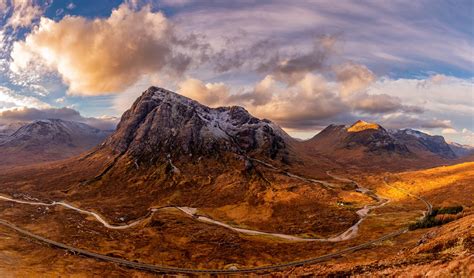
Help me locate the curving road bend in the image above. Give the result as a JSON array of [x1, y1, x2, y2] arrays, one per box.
[[0, 195, 144, 229], [0, 163, 389, 242]]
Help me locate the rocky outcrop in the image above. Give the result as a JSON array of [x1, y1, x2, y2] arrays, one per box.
[[390, 129, 456, 159], [310, 121, 410, 155], [448, 142, 474, 157], [103, 86, 288, 163], [344, 121, 410, 154]]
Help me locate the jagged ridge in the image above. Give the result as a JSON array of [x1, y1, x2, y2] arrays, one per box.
[[103, 86, 288, 163]]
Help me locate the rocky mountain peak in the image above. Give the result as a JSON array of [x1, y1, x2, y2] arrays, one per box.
[[391, 128, 456, 159], [5, 119, 106, 144], [103, 86, 288, 163], [347, 120, 382, 133], [0, 119, 110, 166]]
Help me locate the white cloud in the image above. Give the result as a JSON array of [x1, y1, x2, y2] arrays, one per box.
[[178, 78, 230, 107], [10, 3, 195, 95], [66, 2, 75, 10], [335, 62, 375, 97], [6, 0, 43, 29], [367, 76, 473, 131], [0, 85, 50, 111], [442, 128, 458, 135]]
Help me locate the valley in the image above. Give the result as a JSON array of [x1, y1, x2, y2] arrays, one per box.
[[0, 1, 472, 276], [0, 87, 471, 276]]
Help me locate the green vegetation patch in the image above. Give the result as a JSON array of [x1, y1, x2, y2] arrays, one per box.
[[431, 206, 463, 215], [409, 206, 464, 230]]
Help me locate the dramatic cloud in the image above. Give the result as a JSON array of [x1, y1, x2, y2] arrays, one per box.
[[1, 1, 472, 144], [249, 74, 349, 129], [257, 37, 336, 84], [351, 93, 424, 114], [228, 75, 274, 106], [460, 129, 474, 145], [10, 4, 194, 95], [178, 78, 230, 107], [226, 73, 349, 130], [175, 70, 430, 131], [366, 76, 473, 131], [0, 107, 118, 130], [442, 128, 458, 135], [335, 62, 375, 97]]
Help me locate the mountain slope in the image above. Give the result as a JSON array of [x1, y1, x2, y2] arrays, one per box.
[[21, 86, 358, 237], [302, 120, 460, 170], [0, 122, 27, 143], [448, 142, 474, 158], [311, 120, 410, 155], [102, 86, 289, 164], [302, 120, 411, 169], [0, 119, 110, 166], [390, 129, 456, 159]]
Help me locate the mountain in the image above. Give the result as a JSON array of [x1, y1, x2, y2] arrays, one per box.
[[0, 119, 110, 166], [27, 87, 355, 238], [101, 86, 290, 165], [303, 120, 411, 168], [302, 120, 462, 170], [390, 129, 456, 159], [448, 142, 474, 158], [0, 122, 27, 143], [311, 120, 410, 155], [0, 86, 471, 275]]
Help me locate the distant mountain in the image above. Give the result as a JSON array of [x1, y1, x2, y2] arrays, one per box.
[[0, 119, 110, 166], [302, 120, 462, 170], [306, 120, 410, 155], [390, 129, 456, 159], [0, 122, 27, 143], [448, 142, 474, 158]]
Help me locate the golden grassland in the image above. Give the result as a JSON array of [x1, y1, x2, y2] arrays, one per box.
[[376, 162, 474, 209], [0, 160, 472, 276]]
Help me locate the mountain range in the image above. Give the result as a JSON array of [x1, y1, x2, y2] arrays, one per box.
[[0, 119, 110, 167], [2, 86, 470, 229], [1, 87, 471, 170], [0, 86, 472, 275]]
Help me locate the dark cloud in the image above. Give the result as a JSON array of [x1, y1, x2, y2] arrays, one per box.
[[352, 93, 424, 115], [257, 36, 336, 84], [212, 37, 276, 73], [207, 34, 336, 86], [0, 107, 118, 130]]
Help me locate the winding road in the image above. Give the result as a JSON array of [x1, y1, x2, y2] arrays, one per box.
[[0, 160, 432, 274], [0, 162, 388, 242]]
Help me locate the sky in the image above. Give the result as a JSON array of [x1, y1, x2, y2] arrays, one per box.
[[0, 0, 473, 144]]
